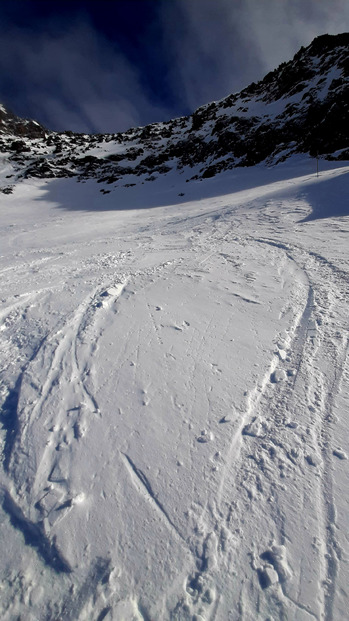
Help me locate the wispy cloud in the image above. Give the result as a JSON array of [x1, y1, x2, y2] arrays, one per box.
[[160, 0, 349, 110], [0, 17, 174, 133], [0, 1, 348, 133], [237, 0, 349, 72]]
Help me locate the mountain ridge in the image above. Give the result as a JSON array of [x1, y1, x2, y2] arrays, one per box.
[[0, 32, 348, 193]]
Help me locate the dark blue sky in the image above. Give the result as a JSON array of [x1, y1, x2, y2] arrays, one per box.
[[0, 0, 348, 133]]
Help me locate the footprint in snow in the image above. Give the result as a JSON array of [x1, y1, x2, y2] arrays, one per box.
[[258, 565, 279, 589], [270, 369, 287, 383], [305, 452, 321, 467], [172, 321, 190, 330], [184, 571, 217, 616], [242, 416, 266, 438], [333, 448, 347, 460], [219, 414, 232, 423], [197, 429, 214, 443], [258, 544, 292, 589]]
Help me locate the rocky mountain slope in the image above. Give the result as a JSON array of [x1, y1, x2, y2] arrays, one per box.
[[0, 33, 348, 193]]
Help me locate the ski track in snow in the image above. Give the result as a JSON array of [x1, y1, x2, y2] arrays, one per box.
[[0, 161, 348, 619]]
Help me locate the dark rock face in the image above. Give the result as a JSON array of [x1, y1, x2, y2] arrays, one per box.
[[0, 105, 47, 139], [0, 33, 348, 189]]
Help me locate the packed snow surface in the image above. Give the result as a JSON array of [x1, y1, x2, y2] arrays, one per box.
[[0, 157, 348, 620]]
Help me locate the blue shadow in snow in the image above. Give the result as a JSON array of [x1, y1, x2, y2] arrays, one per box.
[[299, 171, 349, 222]]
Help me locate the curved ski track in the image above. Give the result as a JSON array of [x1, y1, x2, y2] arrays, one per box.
[[0, 175, 348, 620]]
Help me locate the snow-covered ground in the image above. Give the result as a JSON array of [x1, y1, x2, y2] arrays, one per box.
[[0, 157, 348, 620]]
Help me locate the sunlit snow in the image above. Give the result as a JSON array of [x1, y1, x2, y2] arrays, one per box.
[[0, 156, 348, 619]]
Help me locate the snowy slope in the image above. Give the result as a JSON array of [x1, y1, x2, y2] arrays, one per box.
[[0, 154, 348, 620]]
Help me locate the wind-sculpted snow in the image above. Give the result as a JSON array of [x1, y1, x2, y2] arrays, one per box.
[[0, 157, 348, 619]]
